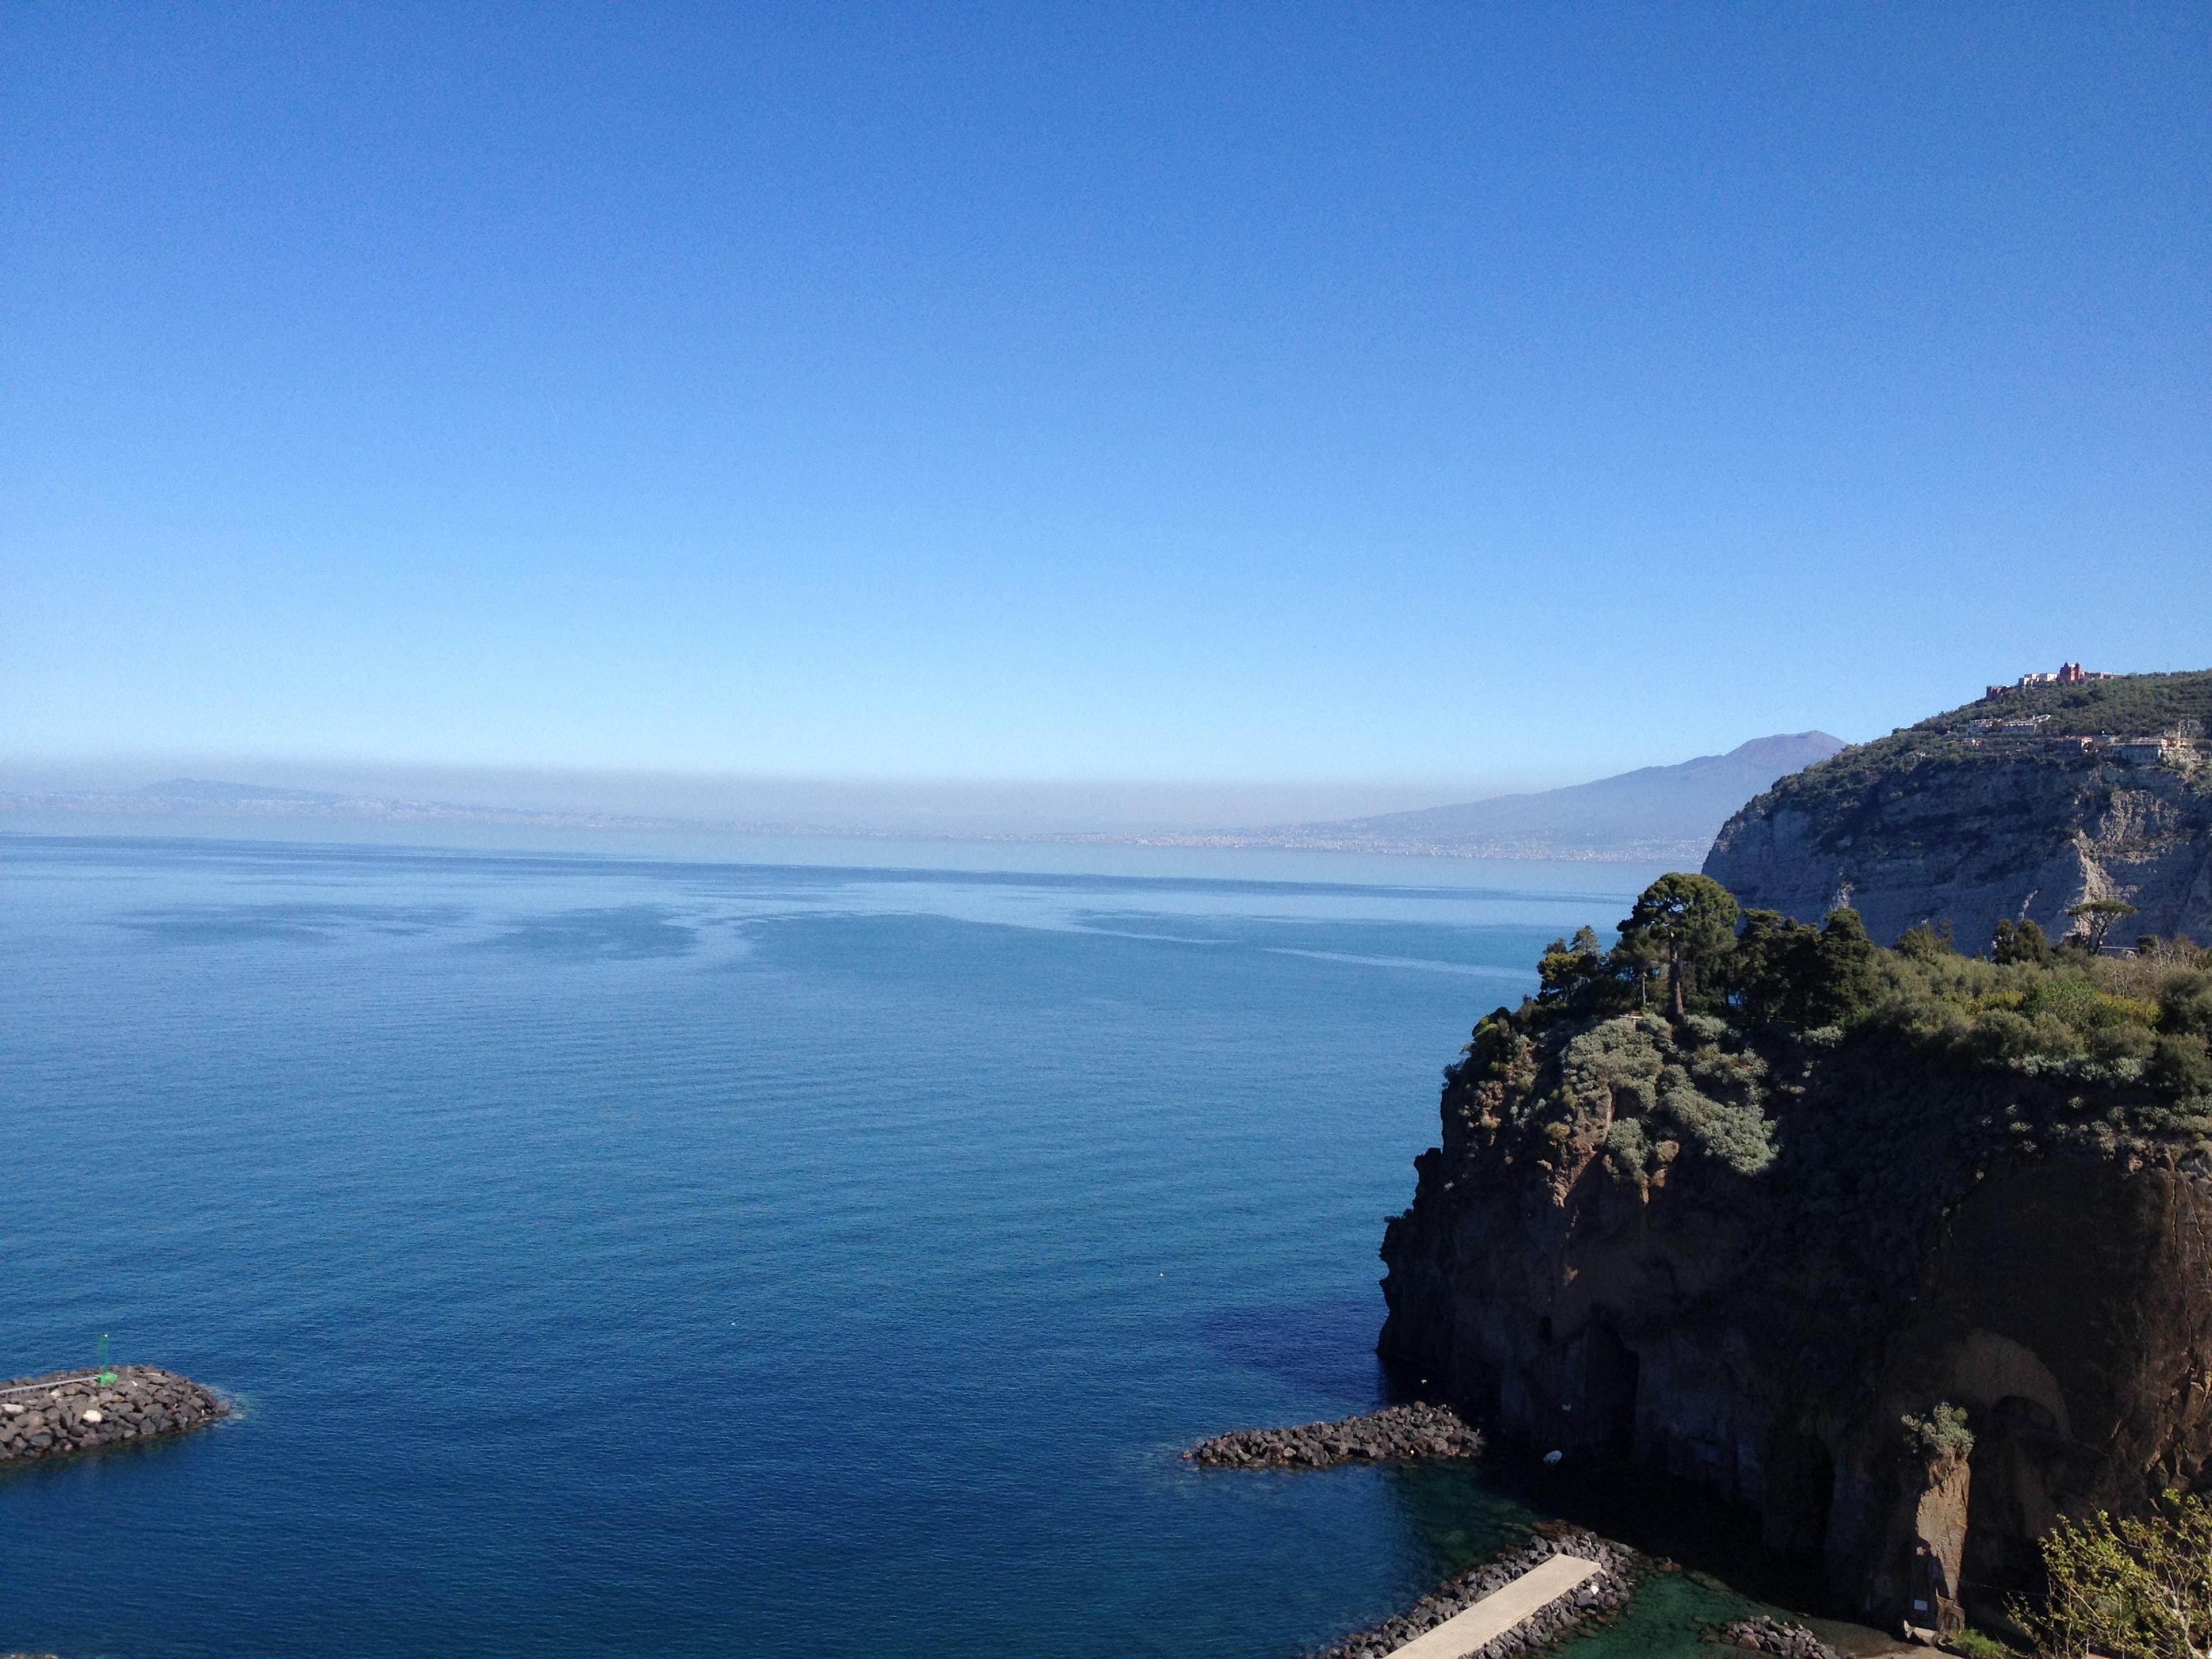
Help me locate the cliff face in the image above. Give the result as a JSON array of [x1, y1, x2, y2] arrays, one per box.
[[1378, 1019, 2212, 1631], [1706, 754, 2212, 954], [1703, 672, 2212, 954]]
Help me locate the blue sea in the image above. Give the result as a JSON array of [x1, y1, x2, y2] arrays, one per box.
[[2, 833, 1811, 1658]]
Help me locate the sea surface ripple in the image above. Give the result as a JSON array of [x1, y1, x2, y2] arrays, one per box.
[[3, 834, 1781, 1658]]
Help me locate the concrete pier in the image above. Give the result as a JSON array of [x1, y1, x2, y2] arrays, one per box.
[[1382, 1553, 1603, 1659]]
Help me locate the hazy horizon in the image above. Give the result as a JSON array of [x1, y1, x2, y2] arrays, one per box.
[[0, 754, 1620, 839], [0, 713, 1873, 844]]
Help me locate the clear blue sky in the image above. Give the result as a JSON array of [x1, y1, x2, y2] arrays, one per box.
[[5, 3, 2207, 792]]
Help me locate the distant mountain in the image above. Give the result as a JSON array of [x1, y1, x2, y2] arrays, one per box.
[[1267, 733, 1849, 860]]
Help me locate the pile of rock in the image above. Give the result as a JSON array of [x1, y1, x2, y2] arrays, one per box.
[[1715, 1616, 1844, 1659], [0, 1366, 226, 1465], [1312, 1529, 1639, 1659], [1187, 1401, 1483, 1469]]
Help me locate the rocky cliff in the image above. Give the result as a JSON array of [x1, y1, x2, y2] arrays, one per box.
[[1705, 672, 2212, 954], [1377, 1010, 2212, 1633]]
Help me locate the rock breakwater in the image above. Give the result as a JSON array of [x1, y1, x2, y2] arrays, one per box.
[[1312, 1530, 1637, 1659], [0, 1366, 226, 1465], [1715, 1616, 1843, 1659], [1187, 1401, 1482, 1469]]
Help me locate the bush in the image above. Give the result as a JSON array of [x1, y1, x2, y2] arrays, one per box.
[[1967, 1010, 2045, 1065], [1898, 920, 1959, 961], [1902, 1401, 1975, 1462], [1943, 1629, 2015, 1659], [1992, 918, 2055, 967], [2022, 974, 2154, 1036], [1561, 1017, 1663, 1115], [2160, 974, 2212, 1039], [1654, 1070, 1775, 1176], [1602, 1118, 1650, 1189], [2147, 1033, 2212, 1099], [2010, 1490, 2212, 1659], [2091, 1023, 2158, 1065]]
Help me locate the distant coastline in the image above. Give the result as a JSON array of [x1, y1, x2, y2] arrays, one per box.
[[1042, 830, 1714, 861], [0, 732, 1843, 863], [0, 790, 1698, 861]]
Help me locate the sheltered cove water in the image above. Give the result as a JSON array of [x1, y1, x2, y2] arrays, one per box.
[[3, 834, 1885, 1658]]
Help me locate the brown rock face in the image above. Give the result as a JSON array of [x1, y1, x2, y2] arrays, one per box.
[[1378, 1025, 2212, 1630]]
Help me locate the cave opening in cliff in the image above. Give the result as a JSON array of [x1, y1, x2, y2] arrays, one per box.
[[1959, 1396, 2062, 1628], [1582, 1322, 1639, 1458], [1758, 1430, 1835, 1565]]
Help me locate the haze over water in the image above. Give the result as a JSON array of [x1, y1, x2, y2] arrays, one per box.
[[1, 833, 1806, 1657]]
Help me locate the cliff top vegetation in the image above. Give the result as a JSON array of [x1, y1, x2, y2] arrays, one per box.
[[1449, 874, 2212, 1202]]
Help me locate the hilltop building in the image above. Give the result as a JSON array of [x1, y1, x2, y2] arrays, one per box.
[[1982, 663, 2117, 701]]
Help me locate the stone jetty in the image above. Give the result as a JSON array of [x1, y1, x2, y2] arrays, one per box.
[[1312, 1529, 1637, 1659], [1187, 1401, 1482, 1469], [1715, 1616, 1845, 1659], [0, 1366, 226, 1465]]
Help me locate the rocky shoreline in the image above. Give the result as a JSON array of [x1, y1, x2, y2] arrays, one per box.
[[1714, 1616, 1845, 1659], [0, 1366, 226, 1465], [1312, 1528, 1638, 1659], [1187, 1401, 1483, 1469]]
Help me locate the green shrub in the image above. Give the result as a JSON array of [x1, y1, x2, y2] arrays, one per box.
[[1602, 1118, 1651, 1189], [1902, 1401, 1975, 1462], [2010, 1490, 2212, 1659], [1992, 918, 2055, 966], [2022, 973, 2154, 1036], [2147, 1033, 2212, 1099], [1561, 1017, 1664, 1113], [2159, 974, 2212, 1039], [1654, 1073, 1775, 1175], [1898, 920, 1959, 961], [1967, 1010, 2045, 1065], [1944, 1629, 2015, 1658], [2091, 1023, 2158, 1065]]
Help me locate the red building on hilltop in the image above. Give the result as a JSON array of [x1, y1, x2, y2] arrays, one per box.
[[1983, 663, 2115, 701]]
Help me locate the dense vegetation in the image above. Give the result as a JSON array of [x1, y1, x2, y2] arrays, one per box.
[[2013, 1490, 2212, 1659], [1525, 874, 2212, 1088], [1450, 874, 2212, 1195]]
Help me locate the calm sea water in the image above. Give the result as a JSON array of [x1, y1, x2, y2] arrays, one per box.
[[3, 833, 1801, 1658]]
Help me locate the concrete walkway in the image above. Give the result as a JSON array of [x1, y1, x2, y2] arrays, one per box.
[[1383, 1553, 1605, 1659]]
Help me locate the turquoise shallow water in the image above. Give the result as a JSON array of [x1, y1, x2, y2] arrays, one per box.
[[3, 834, 1804, 1657]]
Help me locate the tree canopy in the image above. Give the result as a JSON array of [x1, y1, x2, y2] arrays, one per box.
[[1618, 873, 1739, 1020], [1508, 875, 2212, 1099]]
